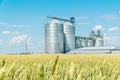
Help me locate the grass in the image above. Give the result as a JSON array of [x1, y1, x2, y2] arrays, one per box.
[[0, 54, 120, 80]]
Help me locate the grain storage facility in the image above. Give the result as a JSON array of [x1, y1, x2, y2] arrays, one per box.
[[45, 16, 120, 54], [64, 22, 75, 52], [45, 19, 64, 53]]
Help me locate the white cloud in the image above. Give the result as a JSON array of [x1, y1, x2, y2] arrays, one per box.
[[2, 30, 20, 35], [2, 31, 11, 34], [109, 27, 119, 31], [93, 25, 104, 31], [9, 34, 29, 44], [100, 14, 118, 20]]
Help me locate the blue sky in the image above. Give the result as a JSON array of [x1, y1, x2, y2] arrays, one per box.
[[0, 0, 120, 53]]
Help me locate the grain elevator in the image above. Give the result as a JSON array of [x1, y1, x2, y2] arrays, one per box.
[[45, 16, 104, 53]]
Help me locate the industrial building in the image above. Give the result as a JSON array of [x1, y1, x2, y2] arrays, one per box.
[[45, 17, 120, 54]]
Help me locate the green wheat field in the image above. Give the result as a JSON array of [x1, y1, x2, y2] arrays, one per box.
[[0, 54, 120, 80]]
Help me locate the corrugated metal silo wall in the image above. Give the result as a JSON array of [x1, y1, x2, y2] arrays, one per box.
[[88, 40, 94, 47], [64, 22, 75, 52], [75, 37, 81, 48], [81, 39, 88, 47], [45, 23, 64, 53], [95, 38, 104, 47]]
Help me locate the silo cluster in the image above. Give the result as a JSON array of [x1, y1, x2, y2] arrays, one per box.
[[75, 30, 104, 49], [45, 17, 104, 53], [45, 17, 75, 53], [75, 37, 95, 48]]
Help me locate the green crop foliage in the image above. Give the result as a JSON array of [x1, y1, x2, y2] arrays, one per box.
[[0, 54, 120, 80]]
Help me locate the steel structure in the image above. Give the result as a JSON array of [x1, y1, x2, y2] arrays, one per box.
[[75, 37, 82, 48], [45, 16, 104, 53], [95, 37, 104, 47], [45, 19, 64, 53], [47, 16, 75, 23], [45, 16, 75, 53], [64, 22, 75, 52], [81, 39, 88, 47], [88, 39, 94, 47]]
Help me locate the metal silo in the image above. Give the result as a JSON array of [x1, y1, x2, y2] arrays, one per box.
[[95, 37, 103, 47], [45, 19, 64, 53], [81, 39, 88, 47], [88, 39, 94, 47], [64, 22, 75, 52], [79, 39, 82, 47], [75, 37, 82, 48]]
